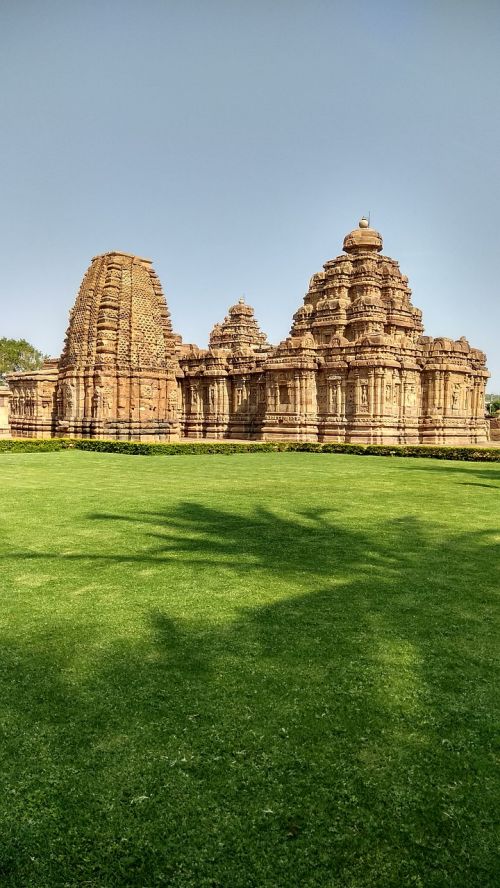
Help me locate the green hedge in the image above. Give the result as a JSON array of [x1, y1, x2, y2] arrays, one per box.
[[73, 439, 283, 455], [1, 437, 499, 461], [0, 438, 71, 452]]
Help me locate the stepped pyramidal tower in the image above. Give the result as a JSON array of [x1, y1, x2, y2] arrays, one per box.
[[9, 252, 181, 441], [56, 251, 180, 440], [6, 219, 490, 444]]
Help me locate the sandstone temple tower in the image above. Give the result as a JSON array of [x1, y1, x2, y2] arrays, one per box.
[[9, 252, 180, 441], [6, 219, 490, 444]]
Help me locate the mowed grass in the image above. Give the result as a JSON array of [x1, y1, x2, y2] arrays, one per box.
[[0, 452, 499, 888]]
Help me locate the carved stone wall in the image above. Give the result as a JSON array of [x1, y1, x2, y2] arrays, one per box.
[[178, 300, 270, 439], [0, 383, 11, 438], [7, 359, 59, 438], [4, 221, 490, 445], [489, 417, 500, 442]]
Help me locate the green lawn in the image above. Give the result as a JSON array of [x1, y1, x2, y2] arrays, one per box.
[[0, 452, 498, 888]]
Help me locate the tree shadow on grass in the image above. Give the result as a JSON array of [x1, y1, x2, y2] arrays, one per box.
[[0, 502, 499, 887], [459, 482, 500, 489], [392, 461, 500, 486]]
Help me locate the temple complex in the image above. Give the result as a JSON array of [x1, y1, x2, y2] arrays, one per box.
[[6, 219, 490, 444]]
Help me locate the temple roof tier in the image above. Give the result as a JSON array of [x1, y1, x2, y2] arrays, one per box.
[[209, 297, 269, 353], [343, 218, 383, 253]]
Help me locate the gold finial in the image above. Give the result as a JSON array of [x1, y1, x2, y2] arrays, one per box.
[[359, 217, 369, 229]]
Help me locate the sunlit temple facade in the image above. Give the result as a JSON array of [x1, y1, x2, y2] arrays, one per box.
[[6, 219, 489, 444]]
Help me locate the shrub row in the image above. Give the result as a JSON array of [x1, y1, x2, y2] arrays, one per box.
[[1, 436, 499, 461], [0, 438, 70, 452]]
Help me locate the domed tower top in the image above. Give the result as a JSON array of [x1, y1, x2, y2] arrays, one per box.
[[343, 217, 383, 253], [209, 297, 269, 352], [60, 251, 177, 370]]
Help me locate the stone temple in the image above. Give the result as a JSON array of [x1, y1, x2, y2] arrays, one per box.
[[6, 219, 489, 444]]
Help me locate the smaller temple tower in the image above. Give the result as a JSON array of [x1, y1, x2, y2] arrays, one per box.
[[179, 297, 270, 439]]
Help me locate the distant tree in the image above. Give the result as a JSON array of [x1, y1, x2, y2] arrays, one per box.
[[0, 338, 47, 378], [488, 399, 500, 415]]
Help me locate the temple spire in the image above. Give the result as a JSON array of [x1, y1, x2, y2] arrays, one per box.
[[343, 217, 383, 253]]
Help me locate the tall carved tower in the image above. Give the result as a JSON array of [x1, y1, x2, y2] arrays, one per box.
[[272, 218, 488, 444], [56, 251, 180, 440]]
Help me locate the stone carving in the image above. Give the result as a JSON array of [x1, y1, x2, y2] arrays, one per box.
[[406, 385, 416, 407], [62, 381, 75, 417], [91, 386, 102, 419], [5, 221, 490, 444], [209, 298, 268, 353], [0, 384, 10, 438]]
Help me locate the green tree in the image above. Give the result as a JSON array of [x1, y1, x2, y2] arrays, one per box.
[[0, 338, 47, 378]]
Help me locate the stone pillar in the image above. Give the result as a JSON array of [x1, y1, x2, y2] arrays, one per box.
[[299, 375, 306, 414], [400, 374, 407, 420], [473, 379, 484, 419], [369, 370, 376, 417], [0, 385, 10, 438], [294, 374, 301, 414], [439, 372, 446, 412], [340, 376, 347, 418], [217, 378, 226, 416], [443, 371, 451, 416], [273, 381, 279, 413], [377, 370, 385, 417], [430, 372, 437, 416]]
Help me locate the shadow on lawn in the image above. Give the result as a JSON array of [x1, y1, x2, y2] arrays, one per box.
[[393, 462, 500, 486], [1, 502, 499, 887]]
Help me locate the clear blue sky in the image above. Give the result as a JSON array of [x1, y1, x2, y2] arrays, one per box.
[[1, 0, 499, 389]]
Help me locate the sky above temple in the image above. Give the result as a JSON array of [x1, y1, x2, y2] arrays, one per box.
[[1, 0, 499, 389]]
